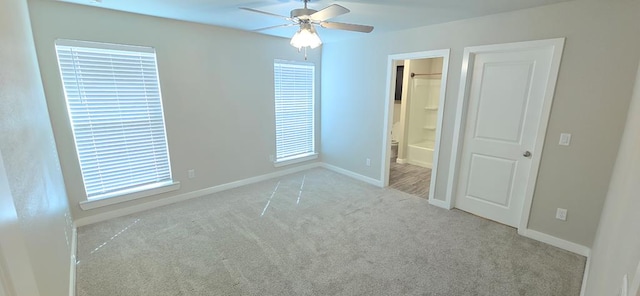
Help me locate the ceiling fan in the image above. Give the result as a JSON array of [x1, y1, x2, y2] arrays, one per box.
[[241, 0, 374, 50]]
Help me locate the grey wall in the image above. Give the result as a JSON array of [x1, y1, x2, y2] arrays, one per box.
[[0, 0, 73, 295], [27, 0, 322, 220], [320, 0, 640, 247], [585, 60, 640, 296]]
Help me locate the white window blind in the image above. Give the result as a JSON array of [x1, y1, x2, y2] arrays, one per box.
[[55, 40, 173, 200], [274, 60, 315, 162]]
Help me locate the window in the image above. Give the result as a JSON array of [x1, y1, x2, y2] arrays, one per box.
[[274, 60, 316, 165], [55, 40, 175, 203]]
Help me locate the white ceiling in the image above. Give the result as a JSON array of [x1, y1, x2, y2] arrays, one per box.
[[57, 0, 573, 42]]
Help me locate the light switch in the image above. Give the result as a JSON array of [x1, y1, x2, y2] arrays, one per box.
[[559, 133, 572, 146]]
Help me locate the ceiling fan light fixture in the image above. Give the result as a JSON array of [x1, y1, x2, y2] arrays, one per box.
[[242, 0, 372, 56], [290, 24, 322, 50]]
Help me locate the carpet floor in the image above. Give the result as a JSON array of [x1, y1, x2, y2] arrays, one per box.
[[76, 168, 585, 296]]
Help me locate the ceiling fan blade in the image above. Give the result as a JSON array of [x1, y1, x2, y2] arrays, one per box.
[[252, 23, 297, 32], [310, 4, 350, 21], [321, 21, 374, 33], [240, 7, 291, 21]]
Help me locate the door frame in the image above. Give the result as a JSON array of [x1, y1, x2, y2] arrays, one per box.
[[445, 38, 565, 232], [381, 49, 450, 207]]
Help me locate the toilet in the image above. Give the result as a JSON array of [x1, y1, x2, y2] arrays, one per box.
[[391, 140, 399, 160], [391, 122, 400, 160]]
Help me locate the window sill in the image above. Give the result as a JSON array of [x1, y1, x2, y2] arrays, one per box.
[[274, 153, 318, 167], [79, 181, 181, 210]]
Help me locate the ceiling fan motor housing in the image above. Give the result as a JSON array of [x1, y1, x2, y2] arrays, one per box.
[[291, 8, 317, 19]]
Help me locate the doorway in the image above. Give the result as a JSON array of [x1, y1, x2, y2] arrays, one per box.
[[382, 50, 450, 204]]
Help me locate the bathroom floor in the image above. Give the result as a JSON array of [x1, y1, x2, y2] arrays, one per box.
[[389, 160, 431, 199]]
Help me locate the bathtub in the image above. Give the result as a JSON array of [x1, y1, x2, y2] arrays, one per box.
[[406, 141, 434, 168]]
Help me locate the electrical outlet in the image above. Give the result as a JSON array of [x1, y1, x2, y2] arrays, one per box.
[[366, 158, 371, 166], [187, 169, 196, 179], [556, 208, 567, 221]]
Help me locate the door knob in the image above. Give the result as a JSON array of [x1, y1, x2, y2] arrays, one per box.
[[523, 151, 532, 158]]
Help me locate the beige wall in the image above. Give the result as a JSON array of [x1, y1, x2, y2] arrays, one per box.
[[585, 60, 640, 296], [320, 0, 640, 247], [27, 0, 322, 220], [0, 0, 73, 294]]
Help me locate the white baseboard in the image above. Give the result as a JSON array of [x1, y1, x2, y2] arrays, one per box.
[[580, 255, 591, 296], [321, 163, 384, 187], [406, 160, 432, 169], [520, 228, 591, 257], [521, 228, 591, 295], [74, 162, 322, 226], [396, 158, 407, 164], [69, 227, 77, 296]]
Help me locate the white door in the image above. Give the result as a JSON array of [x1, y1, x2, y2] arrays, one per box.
[[454, 41, 563, 227]]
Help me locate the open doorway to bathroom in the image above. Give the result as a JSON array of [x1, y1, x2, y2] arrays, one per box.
[[382, 50, 449, 203]]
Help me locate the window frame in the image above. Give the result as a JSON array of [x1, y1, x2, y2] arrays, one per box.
[[54, 39, 179, 210], [273, 60, 318, 167]]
